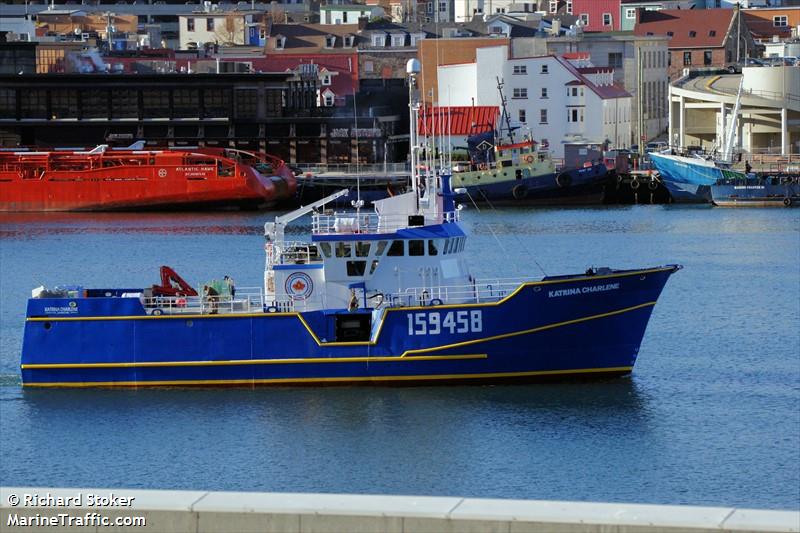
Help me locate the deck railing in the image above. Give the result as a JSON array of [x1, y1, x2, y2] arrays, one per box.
[[142, 287, 265, 315], [385, 278, 529, 308], [312, 211, 459, 235]]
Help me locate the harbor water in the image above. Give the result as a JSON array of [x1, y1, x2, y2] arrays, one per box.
[[0, 206, 798, 510]]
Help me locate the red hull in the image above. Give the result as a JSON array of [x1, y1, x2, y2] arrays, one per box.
[[0, 146, 296, 212]]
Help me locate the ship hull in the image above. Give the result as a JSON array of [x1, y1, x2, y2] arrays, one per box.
[[648, 153, 719, 203], [21, 266, 679, 387], [710, 177, 800, 207], [456, 164, 609, 206]]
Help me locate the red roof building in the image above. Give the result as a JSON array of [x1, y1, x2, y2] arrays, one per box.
[[417, 106, 499, 137], [571, 0, 623, 32], [634, 8, 754, 80]]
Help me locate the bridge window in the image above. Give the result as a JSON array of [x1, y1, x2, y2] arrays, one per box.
[[375, 241, 388, 256], [428, 240, 439, 256], [355, 242, 371, 257], [335, 242, 352, 257], [408, 240, 424, 256], [387, 240, 404, 256], [370, 260, 379, 274], [319, 242, 332, 258], [346, 261, 367, 276]]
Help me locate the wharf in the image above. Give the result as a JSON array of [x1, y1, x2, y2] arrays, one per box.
[[2, 487, 798, 532]]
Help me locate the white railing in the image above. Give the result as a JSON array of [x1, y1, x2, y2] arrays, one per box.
[[385, 278, 529, 308], [142, 287, 265, 315], [266, 241, 320, 269], [312, 211, 459, 235]]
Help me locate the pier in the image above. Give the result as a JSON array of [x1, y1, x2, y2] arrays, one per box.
[[2, 487, 798, 532]]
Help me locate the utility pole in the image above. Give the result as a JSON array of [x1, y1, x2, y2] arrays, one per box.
[[637, 44, 643, 153]]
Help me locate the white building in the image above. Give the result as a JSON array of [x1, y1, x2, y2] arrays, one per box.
[[179, 10, 260, 49], [319, 4, 384, 24], [438, 45, 632, 158]]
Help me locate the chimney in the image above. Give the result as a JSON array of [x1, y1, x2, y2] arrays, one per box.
[[358, 16, 368, 30]]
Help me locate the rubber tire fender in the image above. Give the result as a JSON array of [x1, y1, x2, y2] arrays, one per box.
[[630, 178, 641, 190], [648, 179, 658, 191], [556, 173, 572, 188], [784, 197, 793, 207], [512, 184, 528, 200]]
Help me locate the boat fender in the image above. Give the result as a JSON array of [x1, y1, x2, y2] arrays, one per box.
[[512, 184, 528, 200], [784, 197, 793, 207], [429, 298, 443, 306], [151, 309, 163, 316], [524, 155, 534, 164], [630, 178, 641, 190], [556, 173, 572, 188], [648, 179, 658, 191], [266, 306, 279, 313]]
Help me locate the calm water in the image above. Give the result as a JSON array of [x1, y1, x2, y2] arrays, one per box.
[[1, 206, 798, 510]]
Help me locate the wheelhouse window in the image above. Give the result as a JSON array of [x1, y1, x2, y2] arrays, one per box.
[[428, 240, 439, 256], [375, 241, 388, 256], [387, 240, 404, 256], [408, 240, 424, 256], [335, 242, 352, 257], [355, 242, 371, 257], [346, 261, 367, 276], [319, 242, 332, 258]]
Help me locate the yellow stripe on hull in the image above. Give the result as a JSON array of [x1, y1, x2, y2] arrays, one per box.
[[22, 366, 635, 388]]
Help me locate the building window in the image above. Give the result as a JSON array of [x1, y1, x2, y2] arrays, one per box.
[[512, 65, 527, 74], [683, 51, 692, 66], [549, 0, 557, 13], [365, 61, 374, 72], [540, 109, 548, 124], [688, 30, 696, 37], [518, 109, 526, 123], [569, 108, 578, 122], [439, 1, 447, 11], [566, 0, 572, 14], [427, 2, 433, 12], [608, 52, 622, 68], [325, 35, 335, 48], [580, 13, 588, 25], [275, 36, 285, 49], [491, 25, 504, 33], [206, 17, 214, 31], [774, 16, 787, 27], [392, 34, 405, 46], [324, 93, 334, 106], [541, 87, 548, 98], [667, 31, 674, 37], [626, 8, 636, 19], [187, 18, 195, 31], [541, 64, 548, 74], [703, 50, 712, 66], [709, 30, 716, 37], [602, 13, 611, 26], [512, 88, 528, 98], [321, 74, 332, 85], [344, 35, 354, 48]]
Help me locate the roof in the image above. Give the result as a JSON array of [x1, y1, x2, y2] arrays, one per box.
[[267, 23, 362, 52], [257, 54, 358, 95], [418, 106, 499, 136], [634, 8, 735, 49], [555, 56, 631, 100]]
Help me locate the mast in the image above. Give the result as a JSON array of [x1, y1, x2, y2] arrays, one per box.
[[722, 77, 744, 164], [496, 77, 514, 144]]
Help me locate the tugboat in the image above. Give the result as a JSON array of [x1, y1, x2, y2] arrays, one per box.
[[443, 81, 609, 206], [19, 60, 681, 388]]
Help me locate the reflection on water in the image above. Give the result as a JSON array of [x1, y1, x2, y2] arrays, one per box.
[[0, 206, 798, 509]]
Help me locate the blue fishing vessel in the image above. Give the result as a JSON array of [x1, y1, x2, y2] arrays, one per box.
[[19, 61, 681, 388], [647, 152, 715, 203], [710, 172, 799, 207]]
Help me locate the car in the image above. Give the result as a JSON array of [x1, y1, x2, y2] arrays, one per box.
[[645, 141, 668, 153]]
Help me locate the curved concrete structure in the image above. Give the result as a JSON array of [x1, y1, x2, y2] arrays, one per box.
[[668, 67, 800, 155], [2, 487, 799, 532]]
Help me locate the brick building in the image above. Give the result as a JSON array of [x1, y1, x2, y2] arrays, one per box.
[[635, 7, 755, 80]]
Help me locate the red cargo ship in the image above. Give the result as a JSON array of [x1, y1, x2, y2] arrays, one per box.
[[0, 144, 296, 211]]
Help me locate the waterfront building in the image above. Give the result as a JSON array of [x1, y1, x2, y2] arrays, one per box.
[[618, 1, 697, 32], [437, 45, 632, 157], [515, 31, 669, 145], [319, 4, 385, 24], [178, 10, 267, 49], [634, 8, 756, 81], [743, 6, 800, 43], [668, 66, 799, 154]]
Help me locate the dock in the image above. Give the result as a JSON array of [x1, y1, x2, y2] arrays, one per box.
[[2, 487, 798, 532]]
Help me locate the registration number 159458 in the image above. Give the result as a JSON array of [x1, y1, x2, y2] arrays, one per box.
[[407, 310, 483, 336]]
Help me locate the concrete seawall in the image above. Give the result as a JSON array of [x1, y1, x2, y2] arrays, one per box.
[[2, 487, 798, 533]]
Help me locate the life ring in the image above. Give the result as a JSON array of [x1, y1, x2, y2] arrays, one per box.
[[783, 197, 793, 207], [556, 173, 572, 188], [151, 308, 163, 316], [429, 298, 443, 306], [176, 298, 187, 307], [630, 178, 641, 190], [512, 184, 528, 200], [648, 179, 658, 191], [524, 155, 534, 164]]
